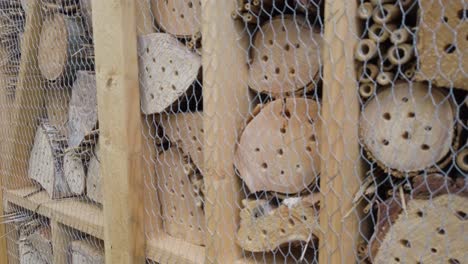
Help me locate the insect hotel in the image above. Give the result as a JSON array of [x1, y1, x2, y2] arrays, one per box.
[[0, 0, 466, 263]]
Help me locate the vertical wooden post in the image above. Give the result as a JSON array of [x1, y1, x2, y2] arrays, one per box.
[[202, 0, 250, 263], [0, 201, 8, 264], [319, 0, 363, 263], [92, 1, 145, 263], [51, 221, 74, 264]]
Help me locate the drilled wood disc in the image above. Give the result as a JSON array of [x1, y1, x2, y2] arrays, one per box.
[[38, 14, 69, 80], [248, 16, 322, 95], [235, 98, 320, 194], [155, 147, 205, 246], [138, 33, 201, 114], [64, 152, 86, 195], [360, 82, 455, 174], [152, 0, 201, 37]]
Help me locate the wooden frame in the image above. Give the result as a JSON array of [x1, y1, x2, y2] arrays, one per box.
[[0, 0, 366, 263]]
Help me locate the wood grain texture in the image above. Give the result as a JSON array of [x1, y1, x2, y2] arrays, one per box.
[[52, 220, 74, 264], [318, 0, 364, 263], [202, 0, 251, 262], [146, 234, 205, 264], [70, 239, 105, 264], [152, 0, 201, 37], [91, 0, 144, 262], [3, 0, 45, 189]]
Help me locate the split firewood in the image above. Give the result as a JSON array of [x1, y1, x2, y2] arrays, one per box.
[[151, 0, 201, 37], [234, 98, 321, 194], [68, 71, 97, 148], [138, 33, 201, 114], [86, 143, 101, 204], [38, 13, 92, 82], [45, 84, 71, 137], [64, 149, 86, 195], [19, 221, 53, 264], [70, 239, 104, 264], [248, 15, 322, 96], [237, 194, 319, 252], [160, 112, 204, 173], [369, 174, 467, 263], [155, 147, 205, 246], [28, 122, 73, 199], [360, 82, 459, 177]]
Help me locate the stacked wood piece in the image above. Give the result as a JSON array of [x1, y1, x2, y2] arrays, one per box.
[[151, 0, 200, 38], [356, 0, 417, 99], [70, 239, 104, 264], [368, 174, 467, 263], [19, 220, 52, 264]]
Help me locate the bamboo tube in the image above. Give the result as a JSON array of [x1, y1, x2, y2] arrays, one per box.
[[387, 43, 414, 65], [390, 28, 411, 44], [358, 63, 379, 83], [368, 24, 396, 43], [376, 71, 394, 86], [242, 13, 255, 23], [372, 4, 401, 24], [381, 55, 395, 71], [244, 2, 260, 14], [358, 2, 373, 20], [355, 38, 378, 62], [359, 83, 376, 99], [404, 63, 416, 79], [456, 148, 468, 171]]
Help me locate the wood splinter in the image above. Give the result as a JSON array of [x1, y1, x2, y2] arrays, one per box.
[[237, 194, 320, 252]]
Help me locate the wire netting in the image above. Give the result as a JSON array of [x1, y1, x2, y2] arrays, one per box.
[[0, 0, 466, 263]]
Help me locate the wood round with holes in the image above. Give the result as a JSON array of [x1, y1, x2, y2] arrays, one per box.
[[64, 151, 86, 195], [38, 13, 90, 81], [151, 0, 201, 37], [235, 98, 320, 194], [248, 16, 322, 95], [360, 82, 455, 175]]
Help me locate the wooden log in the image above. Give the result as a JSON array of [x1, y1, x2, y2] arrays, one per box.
[[155, 147, 205, 246], [28, 123, 72, 199], [138, 33, 201, 115], [237, 195, 319, 252], [369, 175, 467, 263], [45, 84, 71, 137], [151, 0, 201, 37], [372, 4, 401, 24], [68, 71, 97, 148], [64, 150, 86, 195], [354, 38, 378, 62], [360, 82, 457, 176], [38, 13, 91, 82], [248, 15, 322, 96], [160, 112, 204, 173], [234, 98, 321, 194], [19, 222, 52, 264], [70, 239, 104, 264], [387, 43, 414, 65], [86, 143, 101, 204], [415, 0, 467, 90]]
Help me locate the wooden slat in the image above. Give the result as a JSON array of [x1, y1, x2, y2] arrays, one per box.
[[3, 0, 45, 190], [3, 187, 104, 239], [146, 234, 205, 264], [318, 1, 364, 263], [202, 0, 251, 263], [92, 0, 145, 263], [51, 220, 74, 264]]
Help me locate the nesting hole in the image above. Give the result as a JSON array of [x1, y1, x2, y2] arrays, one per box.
[[443, 16, 449, 23], [288, 218, 295, 227], [295, 43, 300, 48], [264, 75, 269, 80], [247, 236, 252, 241], [382, 139, 390, 146], [277, 149, 284, 156], [394, 47, 405, 58], [261, 163, 268, 169], [400, 239, 411, 248], [408, 112, 415, 118], [161, 67, 165, 72], [421, 144, 430, 151], [436, 227, 446, 235], [301, 215, 307, 221], [383, 112, 391, 120], [171, 84, 176, 91], [284, 109, 291, 118], [197, 147, 202, 152], [455, 210, 467, 220], [261, 55, 268, 62], [280, 170, 285, 175], [377, 8, 389, 20], [458, 9, 467, 20], [310, 135, 316, 142], [181, 194, 185, 199], [188, 1, 193, 8], [146, 47, 149, 53], [444, 44, 457, 54], [280, 127, 286, 134], [402, 131, 410, 140], [261, 229, 267, 236], [175, 70, 179, 76], [449, 258, 460, 264], [361, 43, 370, 55], [190, 211, 194, 217], [306, 146, 312, 152], [150, 93, 155, 99], [289, 68, 296, 75], [284, 44, 290, 51], [254, 147, 260, 152], [275, 67, 280, 74], [417, 210, 424, 217], [180, 14, 185, 19], [425, 126, 432, 132], [280, 228, 286, 234], [431, 248, 438, 253], [394, 257, 400, 262], [268, 39, 273, 45]]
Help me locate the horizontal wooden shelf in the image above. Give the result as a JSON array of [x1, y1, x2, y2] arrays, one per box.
[[146, 234, 205, 264], [3, 186, 104, 239]]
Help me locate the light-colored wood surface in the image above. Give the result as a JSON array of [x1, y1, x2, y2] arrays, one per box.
[[234, 98, 321, 194], [3, 0, 44, 190], [86, 144, 101, 204], [318, 0, 364, 263], [248, 15, 322, 95], [92, 0, 145, 262], [152, 0, 201, 37], [138, 33, 201, 115], [70, 239, 105, 264], [202, 0, 250, 262], [52, 220, 74, 264], [146, 234, 205, 264], [45, 85, 71, 137], [3, 187, 104, 239]]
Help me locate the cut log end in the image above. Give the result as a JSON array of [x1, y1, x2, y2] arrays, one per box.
[[152, 0, 201, 37], [64, 151, 86, 195]]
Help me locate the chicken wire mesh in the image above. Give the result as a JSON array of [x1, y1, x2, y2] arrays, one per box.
[[0, 0, 465, 263]]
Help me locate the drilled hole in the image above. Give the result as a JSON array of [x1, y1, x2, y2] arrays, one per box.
[[425, 126, 432, 131], [306, 146, 312, 152], [436, 227, 446, 235], [180, 180, 185, 186], [181, 194, 185, 199], [421, 144, 430, 151], [444, 44, 456, 54], [408, 112, 415, 118], [197, 147, 202, 152], [161, 67, 165, 72], [247, 236, 252, 241], [280, 228, 286, 234], [171, 85, 176, 90], [192, 136, 197, 141], [383, 112, 391, 120], [455, 210, 467, 220], [284, 44, 290, 51], [394, 257, 400, 262], [449, 258, 460, 264], [284, 109, 291, 118], [289, 68, 296, 75], [301, 215, 307, 221], [417, 211, 424, 217], [288, 218, 295, 227], [190, 211, 194, 217], [261, 229, 267, 235], [280, 127, 286, 134], [150, 93, 155, 99], [275, 67, 280, 74], [268, 39, 273, 45], [146, 47, 149, 53], [442, 16, 448, 23], [254, 147, 260, 152], [402, 131, 410, 140], [188, 1, 193, 8], [296, 164, 301, 169], [264, 75, 269, 80], [261, 55, 268, 62], [295, 43, 300, 48], [277, 149, 284, 156], [382, 139, 390, 146], [400, 239, 411, 248], [175, 70, 179, 76], [458, 9, 467, 20], [180, 14, 185, 19], [310, 135, 316, 142], [169, 59, 173, 64], [153, 57, 156, 63], [431, 248, 437, 253], [261, 163, 268, 169], [280, 170, 285, 175]]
